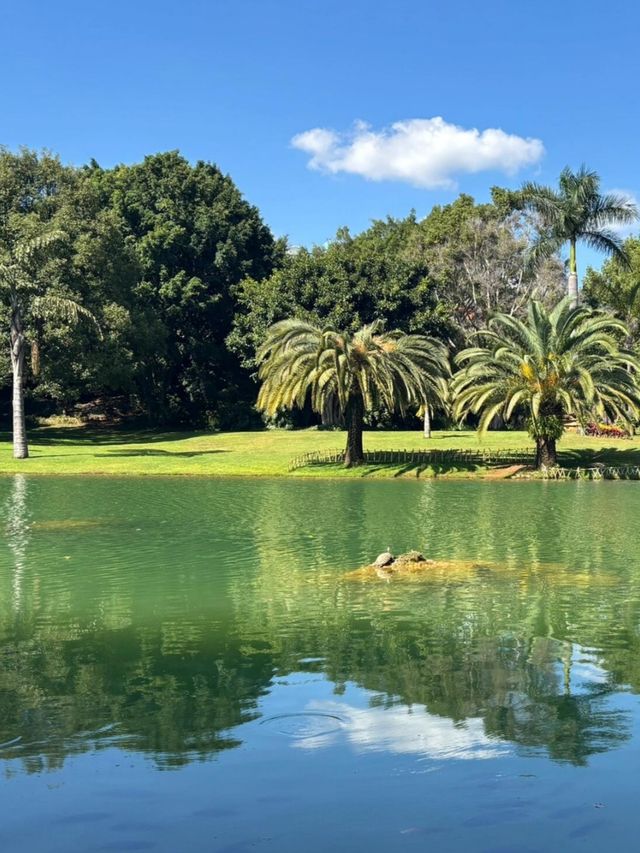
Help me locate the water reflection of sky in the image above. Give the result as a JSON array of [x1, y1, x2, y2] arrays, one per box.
[[302, 699, 510, 760], [257, 673, 510, 760]]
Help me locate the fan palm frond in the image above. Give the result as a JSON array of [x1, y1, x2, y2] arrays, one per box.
[[452, 299, 640, 467], [257, 318, 450, 464]]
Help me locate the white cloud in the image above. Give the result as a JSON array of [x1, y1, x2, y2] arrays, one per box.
[[291, 117, 544, 190]]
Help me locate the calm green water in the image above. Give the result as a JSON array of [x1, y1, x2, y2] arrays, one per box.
[[1, 475, 640, 852]]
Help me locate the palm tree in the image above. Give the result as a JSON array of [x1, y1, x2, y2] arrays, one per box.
[[1, 231, 99, 459], [521, 166, 638, 306], [452, 299, 640, 468], [583, 239, 640, 349], [257, 319, 449, 467]]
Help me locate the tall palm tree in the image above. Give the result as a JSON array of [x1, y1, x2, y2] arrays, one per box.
[[257, 319, 449, 467], [1, 231, 99, 459], [452, 299, 640, 468], [521, 166, 638, 306]]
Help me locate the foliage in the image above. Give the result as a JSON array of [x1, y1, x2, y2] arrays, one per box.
[[0, 148, 281, 428], [230, 196, 564, 378], [585, 421, 629, 438], [3, 148, 637, 441], [452, 299, 640, 466], [520, 166, 638, 275], [583, 237, 640, 348], [257, 318, 449, 464], [81, 152, 283, 425]]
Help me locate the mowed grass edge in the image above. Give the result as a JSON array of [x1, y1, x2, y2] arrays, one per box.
[[2, 427, 640, 478]]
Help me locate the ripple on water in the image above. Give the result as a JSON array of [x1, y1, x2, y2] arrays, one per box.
[[259, 713, 345, 739]]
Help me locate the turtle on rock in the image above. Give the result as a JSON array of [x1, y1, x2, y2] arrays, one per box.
[[373, 548, 394, 568]]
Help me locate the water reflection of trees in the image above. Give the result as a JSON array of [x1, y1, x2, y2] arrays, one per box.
[[1, 476, 639, 772]]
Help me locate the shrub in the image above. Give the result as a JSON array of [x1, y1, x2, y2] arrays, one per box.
[[585, 422, 629, 438]]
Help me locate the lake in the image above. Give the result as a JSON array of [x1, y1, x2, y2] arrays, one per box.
[[1, 475, 639, 852]]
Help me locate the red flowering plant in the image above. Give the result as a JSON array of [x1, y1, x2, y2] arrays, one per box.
[[585, 422, 629, 438]]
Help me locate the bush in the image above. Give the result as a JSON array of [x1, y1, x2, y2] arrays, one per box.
[[585, 422, 629, 438]]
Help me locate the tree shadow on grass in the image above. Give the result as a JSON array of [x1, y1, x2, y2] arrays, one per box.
[[92, 449, 228, 458], [6, 427, 213, 447], [299, 459, 484, 477], [27, 448, 228, 460], [558, 445, 640, 467], [393, 460, 482, 477]]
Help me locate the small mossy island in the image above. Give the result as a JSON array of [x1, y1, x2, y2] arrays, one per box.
[[347, 550, 493, 582]]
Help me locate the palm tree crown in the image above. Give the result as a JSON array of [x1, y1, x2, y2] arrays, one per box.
[[521, 166, 638, 305], [452, 299, 640, 468], [257, 319, 449, 466]]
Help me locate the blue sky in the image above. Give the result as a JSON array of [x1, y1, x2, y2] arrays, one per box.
[[3, 0, 639, 269]]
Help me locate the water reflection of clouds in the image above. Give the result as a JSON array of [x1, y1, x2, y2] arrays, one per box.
[[299, 700, 510, 760]]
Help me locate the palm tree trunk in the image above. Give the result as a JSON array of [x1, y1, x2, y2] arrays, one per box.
[[10, 301, 28, 459], [344, 393, 364, 467], [536, 436, 556, 468], [423, 404, 431, 439], [568, 238, 579, 307]]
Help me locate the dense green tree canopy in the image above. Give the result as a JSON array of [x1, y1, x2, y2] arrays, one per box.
[[0, 149, 282, 428], [7, 149, 623, 440], [229, 194, 564, 379]]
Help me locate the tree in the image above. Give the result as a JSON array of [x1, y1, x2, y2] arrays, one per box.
[[229, 216, 452, 373], [583, 237, 640, 349], [0, 148, 282, 428], [230, 197, 564, 387], [256, 319, 449, 467], [405, 194, 564, 334], [521, 166, 638, 306], [88, 152, 282, 426], [1, 231, 98, 458], [452, 299, 640, 468]]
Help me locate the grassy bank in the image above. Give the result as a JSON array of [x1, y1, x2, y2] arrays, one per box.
[[2, 426, 640, 478]]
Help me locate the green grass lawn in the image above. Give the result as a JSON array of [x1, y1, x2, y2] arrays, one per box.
[[2, 426, 640, 478]]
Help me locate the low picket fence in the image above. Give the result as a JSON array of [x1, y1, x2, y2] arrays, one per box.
[[288, 447, 535, 471]]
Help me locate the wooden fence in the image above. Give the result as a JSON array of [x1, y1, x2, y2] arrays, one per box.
[[288, 448, 535, 471], [289, 449, 640, 480]]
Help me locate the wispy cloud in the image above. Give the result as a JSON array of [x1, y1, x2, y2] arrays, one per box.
[[292, 117, 544, 190]]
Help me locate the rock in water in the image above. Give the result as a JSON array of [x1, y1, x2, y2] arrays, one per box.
[[373, 551, 394, 568], [395, 550, 426, 564]]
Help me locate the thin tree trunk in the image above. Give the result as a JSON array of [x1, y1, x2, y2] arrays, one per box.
[[423, 404, 431, 439], [568, 238, 579, 307], [343, 393, 364, 467], [535, 436, 556, 468], [10, 301, 28, 459]]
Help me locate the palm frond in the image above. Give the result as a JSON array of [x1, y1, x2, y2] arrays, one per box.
[[31, 295, 102, 337], [257, 318, 449, 421], [451, 298, 640, 438]]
